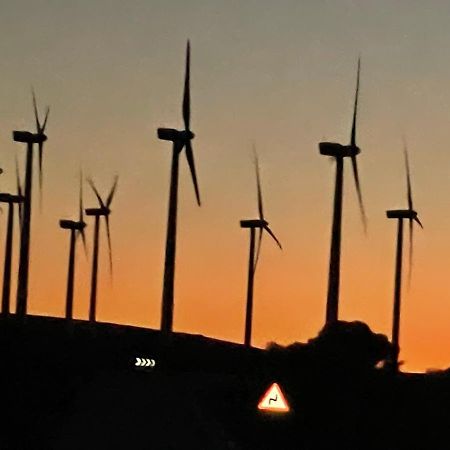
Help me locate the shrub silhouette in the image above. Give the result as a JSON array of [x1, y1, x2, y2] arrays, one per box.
[[267, 320, 392, 370]]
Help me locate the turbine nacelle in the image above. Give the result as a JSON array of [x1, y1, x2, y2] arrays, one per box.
[[13, 131, 47, 145], [240, 219, 268, 229], [319, 142, 361, 158], [0, 193, 24, 204], [85, 207, 110, 217], [157, 127, 194, 144], [386, 209, 419, 220], [59, 219, 86, 230]]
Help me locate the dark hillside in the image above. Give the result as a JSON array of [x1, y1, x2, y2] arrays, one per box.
[[1, 316, 450, 449]]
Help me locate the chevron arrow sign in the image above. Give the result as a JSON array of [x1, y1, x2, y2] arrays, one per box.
[[135, 357, 156, 368]]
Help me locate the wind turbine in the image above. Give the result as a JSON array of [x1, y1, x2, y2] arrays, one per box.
[[0, 164, 24, 316], [240, 153, 282, 347], [59, 173, 87, 320], [85, 176, 118, 322], [386, 144, 423, 371], [157, 40, 201, 334], [13, 90, 49, 317], [319, 58, 367, 325]]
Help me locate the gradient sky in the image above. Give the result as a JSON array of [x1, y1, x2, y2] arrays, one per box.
[[1, 0, 450, 372]]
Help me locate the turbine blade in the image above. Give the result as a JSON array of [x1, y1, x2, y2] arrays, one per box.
[[350, 57, 361, 147], [79, 170, 84, 223], [408, 218, 413, 286], [185, 141, 201, 206], [254, 148, 264, 221], [15, 156, 22, 196], [263, 225, 282, 250], [253, 227, 263, 273], [15, 156, 23, 227], [182, 40, 191, 130], [106, 175, 119, 208], [105, 215, 113, 276], [87, 178, 106, 209], [31, 87, 41, 132], [351, 155, 367, 232], [403, 141, 413, 211], [41, 106, 50, 133], [80, 228, 88, 256], [407, 214, 424, 287]]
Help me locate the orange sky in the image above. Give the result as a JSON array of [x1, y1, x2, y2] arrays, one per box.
[[1, 1, 450, 372]]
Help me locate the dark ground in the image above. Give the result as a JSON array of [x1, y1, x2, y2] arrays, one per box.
[[1, 315, 449, 450]]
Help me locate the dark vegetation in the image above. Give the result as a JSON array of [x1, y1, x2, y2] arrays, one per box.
[[1, 316, 449, 449]]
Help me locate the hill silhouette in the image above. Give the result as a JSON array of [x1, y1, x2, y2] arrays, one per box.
[[1, 316, 449, 449]]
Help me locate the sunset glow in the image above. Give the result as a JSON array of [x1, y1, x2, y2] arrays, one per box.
[[1, 1, 450, 372]]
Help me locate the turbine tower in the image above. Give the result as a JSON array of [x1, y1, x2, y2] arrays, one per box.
[[319, 58, 367, 325], [13, 90, 49, 317], [59, 173, 87, 320], [157, 41, 201, 334], [386, 144, 423, 371], [85, 176, 118, 322], [240, 152, 282, 347], [0, 165, 24, 316]]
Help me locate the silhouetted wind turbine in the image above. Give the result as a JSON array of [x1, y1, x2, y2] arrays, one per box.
[[240, 153, 282, 347], [319, 58, 367, 325], [85, 176, 118, 322], [0, 166, 24, 316], [59, 173, 87, 320], [386, 144, 423, 371], [13, 90, 49, 317], [157, 41, 201, 334]]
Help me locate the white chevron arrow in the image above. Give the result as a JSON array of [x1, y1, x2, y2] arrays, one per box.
[[134, 357, 156, 367]]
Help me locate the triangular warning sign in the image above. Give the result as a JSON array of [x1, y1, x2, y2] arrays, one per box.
[[257, 382, 290, 412]]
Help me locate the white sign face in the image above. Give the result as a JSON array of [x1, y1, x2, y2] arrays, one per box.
[[257, 382, 290, 413], [135, 357, 156, 368]]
